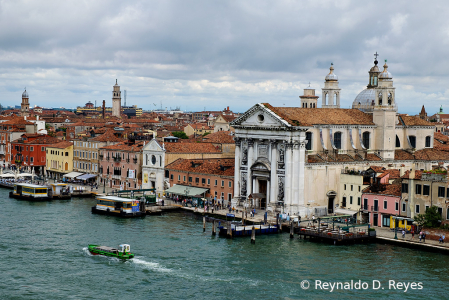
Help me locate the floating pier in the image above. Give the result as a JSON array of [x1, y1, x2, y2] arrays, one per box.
[[218, 222, 279, 238]]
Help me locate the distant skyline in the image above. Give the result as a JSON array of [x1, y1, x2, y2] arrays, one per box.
[[1, 1, 449, 114]]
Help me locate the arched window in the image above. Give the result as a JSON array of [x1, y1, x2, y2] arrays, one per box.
[[396, 135, 400, 148], [306, 132, 312, 150], [334, 93, 337, 104], [378, 92, 382, 105], [305, 103, 307, 108], [334, 132, 342, 149], [388, 93, 393, 105], [324, 93, 328, 105], [425, 136, 431, 148], [362, 131, 370, 149], [409, 136, 416, 148]]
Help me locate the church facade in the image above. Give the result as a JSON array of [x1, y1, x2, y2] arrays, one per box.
[[231, 57, 442, 216]]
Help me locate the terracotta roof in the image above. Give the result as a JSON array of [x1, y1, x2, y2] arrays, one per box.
[[365, 154, 382, 161], [202, 131, 235, 144], [164, 142, 221, 153], [369, 166, 386, 173], [378, 169, 400, 179], [401, 170, 423, 180], [362, 184, 401, 197], [166, 158, 235, 176], [219, 114, 237, 123], [261, 104, 374, 126], [398, 115, 434, 126], [1, 117, 34, 126], [394, 149, 449, 161], [12, 135, 60, 145], [187, 123, 214, 130], [394, 150, 415, 160], [48, 141, 73, 149], [100, 141, 144, 152], [307, 155, 324, 163], [90, 130, 125, 142]]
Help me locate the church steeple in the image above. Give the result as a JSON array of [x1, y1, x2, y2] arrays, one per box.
[[367, 52, 380, 88], [321, 63, 341, 108]]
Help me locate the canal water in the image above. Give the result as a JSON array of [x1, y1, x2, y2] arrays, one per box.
[[1, 189, 449, 299]]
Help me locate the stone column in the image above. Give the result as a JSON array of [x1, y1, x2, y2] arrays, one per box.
[[246, 139, 254, 198], [298, 136, 307, 210], [292, 142, 300, 208], [285, 143, 293, 211], [270, 140, 277, 204], [234, 138, 241, 199]]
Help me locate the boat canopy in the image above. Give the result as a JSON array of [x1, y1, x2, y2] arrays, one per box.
[[96, 196, 136, 203], [14, 183, 48, 188], [165, 185, 208, 196], [17, 173, 34, 177], [63, 172, 84, 178], [0, 174, 15, 178]]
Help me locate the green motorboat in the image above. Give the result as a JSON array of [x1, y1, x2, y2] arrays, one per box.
[[88, 244, 134, 259]]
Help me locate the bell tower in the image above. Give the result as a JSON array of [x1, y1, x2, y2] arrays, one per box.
[[321, 63, 341, 108], [372, 58, 397, 160], [21, 88, 30, 117], [112, 79, 121, 117]]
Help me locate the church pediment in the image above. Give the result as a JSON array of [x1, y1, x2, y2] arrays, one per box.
[[231, 103, 290, 128], [143, 139, 164, 152]]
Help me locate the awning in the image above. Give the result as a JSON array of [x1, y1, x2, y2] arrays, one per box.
[[76, 174, 97, 180], [334, 208, 358, 216], [63, 172, 84, 178], [17, 173, 33, 177], [165, 185, 209, 197], [0, 174, 15, 178]]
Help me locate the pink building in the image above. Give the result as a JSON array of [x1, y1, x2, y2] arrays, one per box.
[[99, 141, 144, 190], [361, 181, 401, 227]]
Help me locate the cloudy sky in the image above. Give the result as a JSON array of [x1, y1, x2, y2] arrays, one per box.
[[0, 0, 448, 114]]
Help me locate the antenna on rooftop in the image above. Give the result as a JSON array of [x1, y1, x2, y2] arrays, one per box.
[[124, 90, 127, 106]]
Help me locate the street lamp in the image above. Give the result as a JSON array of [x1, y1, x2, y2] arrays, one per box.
[[103, 179, 106, 194], [394, 215, 398, 240]]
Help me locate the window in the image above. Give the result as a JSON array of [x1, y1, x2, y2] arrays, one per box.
[[425, 205, 429, 212], [41, 146, 45, 151], [350, 196, 353, 205], [396, 135, 400, 148], [351, 185, 353, 191], [228, 193, 232, 201], [447, 208, 449, 220], [30, 146, 34, 151], [409, 136, 416, 148], [342, 197, 346, 207], [202, 178, 206, 184], [423, 185, 430, 196], [362, 131, 370, 149], [183, 176, 186, 182], [170, 174, 173, 180], [447, 188, 449, 198], [415, 205, 420, 214], [402, 202, 406, 212], [358, 186, 361, 192], [357, 197, 361, 206], [438, 207, 443, 218], [221, 180, 224, 187], [344, 184, 346, 190], [401, 183, 408, 193], [395, 202, 399, 211], [425, 136, 431, 148], [207, 179, 210, 185], [305, 132, 312, 150], [221, 192, 224, 199], [215, 180, 218, 186], [195, 177, 199, 184], [334, 132, 342, 149], [438, 186, 445, 198], [188, 177, 192, 182], [229, 181, 232, 188], [178, 175, 180, 181], [416, 184, 422, 195], [383, 201, 387, 210]]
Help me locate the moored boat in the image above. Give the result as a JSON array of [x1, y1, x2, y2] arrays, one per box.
[[91, 195, 146, 218], [9, 183, 52, 201], [88, 244, 134, 259]]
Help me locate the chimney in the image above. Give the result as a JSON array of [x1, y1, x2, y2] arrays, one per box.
[[102, 100, 106, 119]]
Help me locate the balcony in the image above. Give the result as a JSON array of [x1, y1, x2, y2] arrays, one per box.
[[106, 156, 110, 161], [133, 158, 138, 164], [112, 175, 121, 180], [126, 158, 130, 163], [371, 205, 378, 212], [99, 154, 104, 160], [113, 156, 122, 162]]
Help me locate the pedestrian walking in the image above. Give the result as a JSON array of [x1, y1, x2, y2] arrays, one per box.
[[422, 232, 426, 243], [419, 231, 423, 242], [442, 234, 446, 244], [411, 231, 415, 240], [402, 229, 405, 239]]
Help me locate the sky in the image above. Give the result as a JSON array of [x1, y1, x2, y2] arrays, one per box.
[[1, 0, 449, 115]]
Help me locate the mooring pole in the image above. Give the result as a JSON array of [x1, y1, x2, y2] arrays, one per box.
[[212, 219, 216, 236], [227, 221, 232, 238], [251, 226, 255, 244], [242, 211, 245, 225], [203, 216, 206, 232], [290, 220, 294, 239]]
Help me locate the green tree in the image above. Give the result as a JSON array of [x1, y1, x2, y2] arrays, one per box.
[[172, 131, 188, 139], [414, 206, 441, 228], [202, 132, 210, 137]]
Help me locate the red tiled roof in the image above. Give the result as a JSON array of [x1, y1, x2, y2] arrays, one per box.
[[202, 131, 235, 144], [378, 169, 400, 179], [90, 130, 125, 142], [399, 115, 434, 126], [262, 104, 374, 126], [48, 141, 73, 149], [166, 158, 234, 176], [100, 141, 144, 152], [164, 142, 221, 153], [362, 184, 401, 197], [401, 170, 423, 180], [369, 166, 386, 173]]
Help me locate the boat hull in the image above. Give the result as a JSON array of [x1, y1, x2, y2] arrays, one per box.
[[88, 244, 134, 259], [9, 191, 52, 201], [91, 206, 146, 218]]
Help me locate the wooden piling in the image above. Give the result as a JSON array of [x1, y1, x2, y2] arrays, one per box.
[[279, 221, 283, 233], [227, 221, 232, 238], [212, 219, 216, 236], [242, 211, 245, 225], [290, 221, 294, 239], [203, 216, 206, 232], [251, 226, 255, 244]]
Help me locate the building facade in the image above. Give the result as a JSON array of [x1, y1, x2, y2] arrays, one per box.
[[46, 141, 74, 180]]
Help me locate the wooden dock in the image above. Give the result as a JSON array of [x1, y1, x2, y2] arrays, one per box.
[[297, 226, 376, 245]]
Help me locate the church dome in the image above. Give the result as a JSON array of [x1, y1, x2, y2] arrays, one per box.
[[352, 88, 375, 111], [325, 64, 338, 81], [378, 61, 393, 80], [22, 89, 29, 98]]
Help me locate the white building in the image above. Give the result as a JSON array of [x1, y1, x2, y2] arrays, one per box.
[[231, 57, 442, 216]]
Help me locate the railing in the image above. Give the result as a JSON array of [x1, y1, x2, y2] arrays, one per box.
[[371, 205, 378, 212], [133, 158, 138, 164], [126, 158, 130, 163], [106, 156, 110, 161], [99, 154, 104, 160], [112, 175, 121, 180], [113, 156, 121, 162]]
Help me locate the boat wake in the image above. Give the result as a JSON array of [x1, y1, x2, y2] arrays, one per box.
[[131, 257, 173, 273]]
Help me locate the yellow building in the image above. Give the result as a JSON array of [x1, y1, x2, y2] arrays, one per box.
[[46, 141, 74, 180]]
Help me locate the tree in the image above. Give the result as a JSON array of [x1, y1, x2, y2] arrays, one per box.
[[414, 206, 441, 228], [172, 131, 188, 139], [202, 132, 211, 137]]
